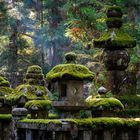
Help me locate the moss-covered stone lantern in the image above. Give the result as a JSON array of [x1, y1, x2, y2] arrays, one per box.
[[86, 95, 124, 117], [0, 76, 13, 113], [46, 52, 94, 118], [6, 65, 52, 119], [94, 6, 136, 94]]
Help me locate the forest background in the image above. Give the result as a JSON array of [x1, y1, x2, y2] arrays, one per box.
[[0, 0, 140, 83]]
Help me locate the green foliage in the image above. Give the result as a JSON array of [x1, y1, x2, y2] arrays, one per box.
[[116, 95, 140, 108], [6, 84, 49, 105], [46, 64, 94, 81], [25, 100, 52, 110], [20, 119, 62, 124], [86, 96, 124, 110], [0, 114, 12, 121]]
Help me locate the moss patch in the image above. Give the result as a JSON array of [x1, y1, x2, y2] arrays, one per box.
[[0, 114, 12, 121], [20, 119, 61, 124], [107, 6, 122, 12], [25, 100, 52, 110], [0, 86, 13, 95], [86, 96, 124, 110], [94, 29, 136, 48], [0, 76, 10, 87], [27, 65, 42, 74], [46, 64, 94, 81], [6, 84, 49, 105], [67, 117, 140, 128], [48, 113, 59, 119]]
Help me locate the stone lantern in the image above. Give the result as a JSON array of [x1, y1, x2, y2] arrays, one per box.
[[94, 6, 136, 94], [0, 76, 12, 113], [46, 52, 94, 118]]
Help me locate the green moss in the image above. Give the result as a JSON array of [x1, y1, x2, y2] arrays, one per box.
[[0, 114, 12, 121], [0, 76, 10, 87], [20, 118, 140, 129], [106, 17, 122, 22], [107, 6, 122, 12], [86, 96, 124, 110], [25, 100, 52, 110], [6, 84, 49, 105], [20, 119, 62, 124], [94, 29, 136, 48], [27, 65, 42, 74], [0, 86, 13, 96], [67, 117, 140, 128], [46, 64, 94, 81], [25, 73, 44, 80], [48, 113, 59, 119]]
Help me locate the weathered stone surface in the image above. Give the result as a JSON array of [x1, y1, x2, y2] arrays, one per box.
[[98, 86, 107, 95], [103, 50, 130, 70], [12, 108, 28, 116]]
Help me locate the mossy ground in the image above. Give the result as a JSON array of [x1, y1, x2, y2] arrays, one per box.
[[86, 96, 124, 110], [6, 84, 49, 105], [46, 64, 94, 81]]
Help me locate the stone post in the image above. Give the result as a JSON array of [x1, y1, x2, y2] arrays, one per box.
[[104, 130, 112, 140], [83, 131, 92, 140], [138, 129, 140, 140], [12, 108, 28, 140], [121, 132, 129, 140], [94, 6, 136, 95]]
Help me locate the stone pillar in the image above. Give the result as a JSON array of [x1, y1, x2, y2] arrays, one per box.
[[94, 6, 136, 95], [138, 129, 140, 140], [55, 132, 71, 140], [12, 108, 28, 140], [121, 132, 129, 140], [26, 129, 32, 140], [83, 131, 92, 140], [104, 130, 112, 140]]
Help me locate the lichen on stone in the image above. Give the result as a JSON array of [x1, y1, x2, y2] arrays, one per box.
[[46, 64, 94, 81]]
